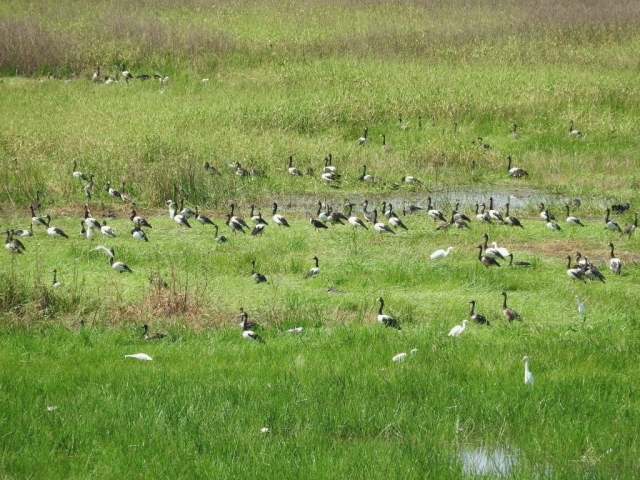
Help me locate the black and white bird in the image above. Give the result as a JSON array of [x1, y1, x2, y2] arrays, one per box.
[[72, 160, 88, 181], [481, 233, 505, 260], [604, 208, 621, 232], [213, 224, 227, 243], [287, 155, 302, 176], [358, 126, 368, 145], [140, 324, 165, 340], [13, 223, 33, 237], [305, 256, 320, 278], [372, 210, 396, 235], [564, 204, 585, 227], [506, 155, 528, 178], [475, 203, 492, 223], [388, 214, 408, 231], [569, 119, 582, 137], [546, 211, 562, 231], [501, 292, 521, 322], [477, 244, 500, 268], [401, 175, 423, 185], [4, 230, 25, 254], [121, 63, 133, 83], [100, 220, 116, 237], [251, 260, 267, 283], [228, 204, 250, 230], [167, 200, 191, 228], [179, 199, 193, 219], [251, 223, 266, 236], [195, 206, 215, 227], [30, 205, 48, 227], [566, 255, 585, 282], [83, 204, 101, 230], [347, 204, 368, 230], [427, 197, 446, 222], [45, 216, 69, 239], [487, 197, 504, 223], [359, 165, 374, 182], [361, 200, 376, 223], [608, 242, 621, 275], [225, 214, 246, 234], [511, 123, 520, 139], [130, 210, 152, 229], [539, 203, 555, 221], [323, 154, 337, 173], [110, 248, 132, 273], [51, 268, 62, 287], [469, 300, 489, 325], [241, 309, 265, 343], [272, 202, 290, 227], [249, 205, 269, 225], [376, 297, 401, 329], [131, 226, 148, 242], [106, 182, 122, 200], [381, 134, 391, 153], [504, 203, 524, 228]]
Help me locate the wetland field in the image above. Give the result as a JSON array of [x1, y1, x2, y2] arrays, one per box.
[[1, 0, 639, 477]]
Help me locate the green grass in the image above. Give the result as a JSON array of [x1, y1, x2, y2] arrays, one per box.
[[1, 0, 640, 477]]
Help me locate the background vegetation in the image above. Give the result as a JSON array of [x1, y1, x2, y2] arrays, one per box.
[[1, 0, 639, 478]]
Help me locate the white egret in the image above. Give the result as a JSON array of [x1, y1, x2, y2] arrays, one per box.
[[523, 356, 534, 385], [125, 353, 152, 361], [430, 246, 454, 259], [448, 319, 468, 337]]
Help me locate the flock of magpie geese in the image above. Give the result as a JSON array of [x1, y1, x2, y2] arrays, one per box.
[[3, 120, 638, 345]]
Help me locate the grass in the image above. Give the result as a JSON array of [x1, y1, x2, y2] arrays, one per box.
[[1, 0, 640, 477]]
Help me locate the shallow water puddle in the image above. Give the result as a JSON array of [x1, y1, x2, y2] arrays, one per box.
[[459, 445, 519, 478]]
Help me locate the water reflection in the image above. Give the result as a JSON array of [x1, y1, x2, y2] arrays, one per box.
[[460, 445, 518, 478]]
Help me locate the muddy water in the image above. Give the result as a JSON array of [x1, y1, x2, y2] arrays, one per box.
[[273, 185, 566, 214]]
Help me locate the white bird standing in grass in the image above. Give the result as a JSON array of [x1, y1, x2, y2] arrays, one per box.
[[523, 356, 534, 385], [392, 349, 418, 362], [430, 246, 454, 259], [448, 319, 468, 337], [286, 327, 303, 334], [576, 296, 587, 320]]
